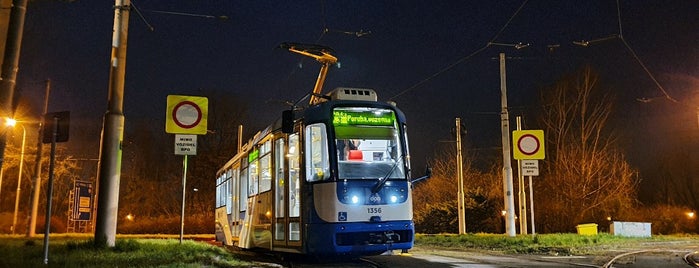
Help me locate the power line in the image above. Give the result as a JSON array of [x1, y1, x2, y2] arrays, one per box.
[[275, 0, 371, 103], [614, 0, 678, 103], [389, 0, 531, 101], [130, 1, 229, 32], [391, 0, 680, 105], [389, 45, 489, 101]]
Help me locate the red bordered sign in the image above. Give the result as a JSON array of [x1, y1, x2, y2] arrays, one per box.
[[165, 95, 208, 135], [512, 130, 545, 160]]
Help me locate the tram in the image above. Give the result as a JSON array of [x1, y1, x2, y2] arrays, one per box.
[[214, 44, 428, 256]]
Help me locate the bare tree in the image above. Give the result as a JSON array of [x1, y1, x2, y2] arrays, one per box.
[[0, 140, 81, 233], [413, 144, 503, 233], [536, 66, 639, 232]]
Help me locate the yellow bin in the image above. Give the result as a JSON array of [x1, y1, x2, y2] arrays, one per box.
[[576, 223, 598, 235]]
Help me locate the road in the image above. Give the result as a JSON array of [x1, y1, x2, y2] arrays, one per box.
[[242, 242, 699, 267], [364, 247, 699, 267]]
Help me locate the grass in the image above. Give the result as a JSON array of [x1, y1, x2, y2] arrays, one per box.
[[1, 233, 696, 266], [414, 233, 699, 255], [0, 234, 259, 267]]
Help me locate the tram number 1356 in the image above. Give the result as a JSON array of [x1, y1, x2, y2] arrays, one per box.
[[367, 207, 382, 214]]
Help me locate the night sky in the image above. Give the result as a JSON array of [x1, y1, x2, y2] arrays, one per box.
[[14, 1, 699, 201]]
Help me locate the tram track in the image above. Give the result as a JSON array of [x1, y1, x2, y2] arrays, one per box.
[[602, 249, 697, 268], [684, 251, 699, 267], [357, 257, 381, 268], [221, 243, 699, 267]]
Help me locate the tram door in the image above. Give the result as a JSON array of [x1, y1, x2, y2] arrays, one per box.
[[274, 133, 302, 248]]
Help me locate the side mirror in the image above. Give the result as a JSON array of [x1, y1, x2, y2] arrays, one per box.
[[282, 110, 294, 134], [411, 165, 432, 184]]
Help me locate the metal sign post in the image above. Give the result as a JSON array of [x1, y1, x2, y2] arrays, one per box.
[[41, 111, 70, 264], [166, 95, 207, 244], [529, 175, 536, 235], [515, 117, 527, 235], [512, 128, 545, 237], [175, 134, 197, 243], [180, 154, 189, 244]]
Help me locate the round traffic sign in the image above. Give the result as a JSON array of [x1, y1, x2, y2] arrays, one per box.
[[517, 134, 540, 155], [166, 95, 208, 135], [172, 101, 202, 129]]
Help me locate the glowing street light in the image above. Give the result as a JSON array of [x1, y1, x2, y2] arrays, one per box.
[[6, 118, 26, 235], [687, 211, 695, 220]]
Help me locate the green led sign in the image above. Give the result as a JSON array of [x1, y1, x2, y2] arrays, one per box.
[[333, 110, 395, 126], [248, 149, 259, 162]]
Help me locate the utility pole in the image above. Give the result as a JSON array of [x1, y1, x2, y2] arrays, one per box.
[[500, 53, 516, 237], [455, 118, 465, 234], [95, 0, 129, 247], [0, 0, 28, 172], [27, 79, 50, 237]]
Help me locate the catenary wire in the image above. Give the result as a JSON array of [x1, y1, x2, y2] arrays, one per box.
[[389, 0, 530, 101]]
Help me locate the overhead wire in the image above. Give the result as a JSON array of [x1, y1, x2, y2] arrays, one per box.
[[614, 0, 678, 103], [389, 0, 530, 101], [391, 0, 680, 105], [276, 0, 328, 102], [130, 1, 155, 31], [276, 0, 372, 106]]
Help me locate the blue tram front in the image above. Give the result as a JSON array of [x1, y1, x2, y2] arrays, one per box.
[[299, 88, 414, 255], [215, 88, 416, 256]]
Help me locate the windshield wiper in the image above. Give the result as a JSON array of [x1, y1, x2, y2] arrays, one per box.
[[371, 156, 403, 194]]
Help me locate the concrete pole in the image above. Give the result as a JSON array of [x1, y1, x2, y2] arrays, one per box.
[[0, 0, 28, 173], [95, 0, 129, 247], [456, 118, 465, 234], [27, 79, 49, 237], [500, 53, 516, 237]]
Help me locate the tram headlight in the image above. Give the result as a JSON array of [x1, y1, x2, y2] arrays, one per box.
[[390, 195, 398, 203], [344, 191, 363, 205]]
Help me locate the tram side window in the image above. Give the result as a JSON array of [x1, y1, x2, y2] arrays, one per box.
[[224, 180, 229, 211], [216, 174, 225, 208], [240, 167, 248, 211], [226, 169, 235, 215], [249, 157, 259, 196], [403, 124, 411, 171], [305, 123, 329, 182], [259, 140, 272, 193], [288, 133, 300, 218], [274, 138, 285, 217]]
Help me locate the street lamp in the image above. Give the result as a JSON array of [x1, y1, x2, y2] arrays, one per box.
[[6, 118, 26, 235]]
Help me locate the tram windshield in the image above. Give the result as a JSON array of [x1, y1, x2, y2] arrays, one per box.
[[333, 107, 405, 180]]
